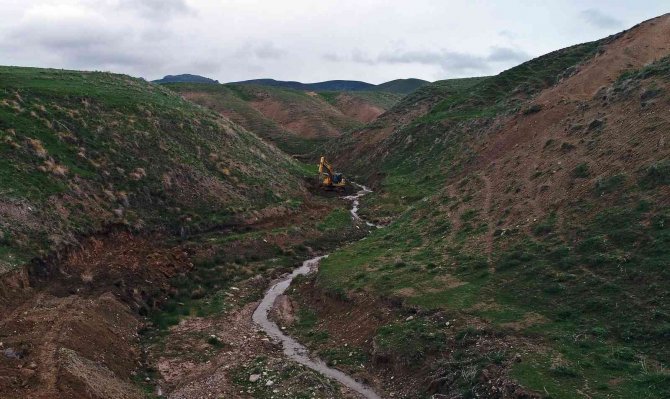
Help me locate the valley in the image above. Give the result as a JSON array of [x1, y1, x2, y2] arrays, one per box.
[[0, 11, 669, 399]]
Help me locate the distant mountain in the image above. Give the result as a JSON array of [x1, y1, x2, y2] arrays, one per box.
[[230, 78, 429, 94], [231, 79, 375, 92], [153, 74, 219, 84]]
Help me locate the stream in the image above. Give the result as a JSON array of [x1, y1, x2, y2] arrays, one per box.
[[252, 184, 382, 399]]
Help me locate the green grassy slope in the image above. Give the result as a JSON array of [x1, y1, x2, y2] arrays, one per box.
[[339, 39, 607, 204], [374, 78, 429, 94], [318, 18, 670, 398], [161, 82, 317, 154], [316, 90, 401, 110], [166, 83, 401, 155], [0, 67, 307, 272]]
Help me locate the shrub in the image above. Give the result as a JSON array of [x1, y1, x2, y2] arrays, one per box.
[[533, 212, 557, 236], [522, 104, 543, 115], [639, 160, 670, 189], [550, 364, 580, 378], [572, 162, 590, 178], [207, 335, 223, 347], [594, 174, 626, 195]]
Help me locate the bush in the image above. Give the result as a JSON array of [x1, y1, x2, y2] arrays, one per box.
[[522, 104, 543, 115], [572, 162, 590, 178], [550, 364, 580, 378], [594, 174, 626, 195], [639, 160, 670, 189]]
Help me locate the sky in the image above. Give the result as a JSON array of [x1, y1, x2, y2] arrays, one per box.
[[0, 0, 667, 84]]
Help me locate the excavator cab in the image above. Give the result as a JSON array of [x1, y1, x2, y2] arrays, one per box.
[[318, 156, 347, 191]]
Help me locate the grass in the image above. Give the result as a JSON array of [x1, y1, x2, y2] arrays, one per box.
[[594, 174, 627, 195], [164, 82, 400, 156], [0, 65, 306, 271], [316, 167, 670, 397], [639, 160, 670, 189], [313, 27, 670, 398], [374, 319, 446, 366], [317, 208, 353, 231]]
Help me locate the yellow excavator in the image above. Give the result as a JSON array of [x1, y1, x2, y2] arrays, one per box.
[[318, 156, 347, 191]]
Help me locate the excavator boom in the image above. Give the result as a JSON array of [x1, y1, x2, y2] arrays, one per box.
[[318, 156, 346, 191]]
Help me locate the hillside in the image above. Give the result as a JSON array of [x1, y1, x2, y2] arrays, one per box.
[[152, 73, 219, 84], [0, 67, 306, 274], [301, 14, 670, 398], [165, 82, 402, 154], [0, 66, 372, 399], [374, 78, 430, 94], [231, 78, 429, 94]]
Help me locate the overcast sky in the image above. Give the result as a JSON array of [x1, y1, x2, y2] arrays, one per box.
[[1, 0, 667, 83]]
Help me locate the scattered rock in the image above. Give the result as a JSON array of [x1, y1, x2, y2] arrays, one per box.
[[3, 348, 21, 359]]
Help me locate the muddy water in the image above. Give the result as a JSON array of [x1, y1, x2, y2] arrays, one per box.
[[252, 185, 382, 399]]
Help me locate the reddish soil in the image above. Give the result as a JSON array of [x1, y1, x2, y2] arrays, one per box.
[[284, 277, 543, 398], [465, 14, 670, 247], [250, 97, 348, 139], [152, 276, 363, 399], [333, 94, 385, 123], [0, 232, 192, 399]]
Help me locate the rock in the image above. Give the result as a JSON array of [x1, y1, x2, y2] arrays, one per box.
[[27, 362, 37, 370], [265, 380, 274, 386], [249, 374, 261, 383], [3, 348, 20, 359], [406, 316, 414, 321]]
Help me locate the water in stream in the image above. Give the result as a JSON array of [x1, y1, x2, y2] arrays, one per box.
[[252, 185, 382, 399]]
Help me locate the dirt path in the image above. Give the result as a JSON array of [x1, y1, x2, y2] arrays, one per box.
[[481, 174, 496, 271]]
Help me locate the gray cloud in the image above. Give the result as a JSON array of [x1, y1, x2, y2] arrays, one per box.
[[253, 42, 286, 59], [379, 50, 485, 71], [235, 42, 287, 60], [1, 4, 178, 77], [1, 1, 664, 83], [580, 9, 623, 29], [486, 46, 530, 63], [9, 19, 127, 51], [327, 46, 531, 75], [118, 0, 195, 20], [498, 30, 516, 40]]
